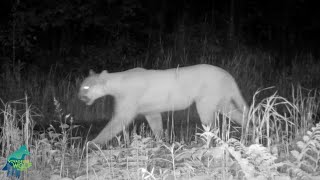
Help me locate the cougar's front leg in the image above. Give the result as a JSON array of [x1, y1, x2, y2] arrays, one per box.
[[92, 100, 137, 145]]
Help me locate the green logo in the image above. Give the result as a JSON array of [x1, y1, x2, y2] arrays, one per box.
[[2, 145, 32, 179]]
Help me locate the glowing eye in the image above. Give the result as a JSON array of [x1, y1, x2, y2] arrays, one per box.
[[83, 86, 90, 90]]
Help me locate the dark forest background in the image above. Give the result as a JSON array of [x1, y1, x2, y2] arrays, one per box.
[[0, 0, 319, 128], [1, 0, 319, 70]]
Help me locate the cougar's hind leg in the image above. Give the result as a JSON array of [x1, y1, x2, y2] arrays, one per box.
[[145, 113, 163, 140], [227, 109, 247, 126], [221, 98, 248, 126], [195, 97, 217, 129]]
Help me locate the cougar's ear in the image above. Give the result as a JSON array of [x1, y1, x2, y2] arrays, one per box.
[[100, 70, 108, 75], [89, 69, 96, 76]]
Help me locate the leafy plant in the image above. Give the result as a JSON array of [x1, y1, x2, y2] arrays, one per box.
[[196, 124, 221, 148], [290, 122, 320, 175]]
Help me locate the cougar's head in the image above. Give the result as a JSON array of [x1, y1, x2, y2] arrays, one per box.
[[78, 70, 108, 105]]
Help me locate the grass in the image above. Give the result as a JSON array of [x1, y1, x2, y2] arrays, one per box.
[[0, 87, 319, 179], [0, 43, 320, 179]]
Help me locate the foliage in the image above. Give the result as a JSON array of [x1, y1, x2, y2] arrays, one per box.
[[1, 84, 320, 179], [290, 122, 320, 175]]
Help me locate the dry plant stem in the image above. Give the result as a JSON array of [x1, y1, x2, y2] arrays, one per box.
[[24, 94, 30, 179], [186, 106, 190, 142], [222, 148, 227, 180], [115, 135, 122, 147], [171, 111, 175, 142], [166, 112, 170, 142], [24, 94, 30, 148]]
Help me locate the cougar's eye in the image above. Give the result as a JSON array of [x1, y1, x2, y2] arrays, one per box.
[[83, 86, 90, 90]]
